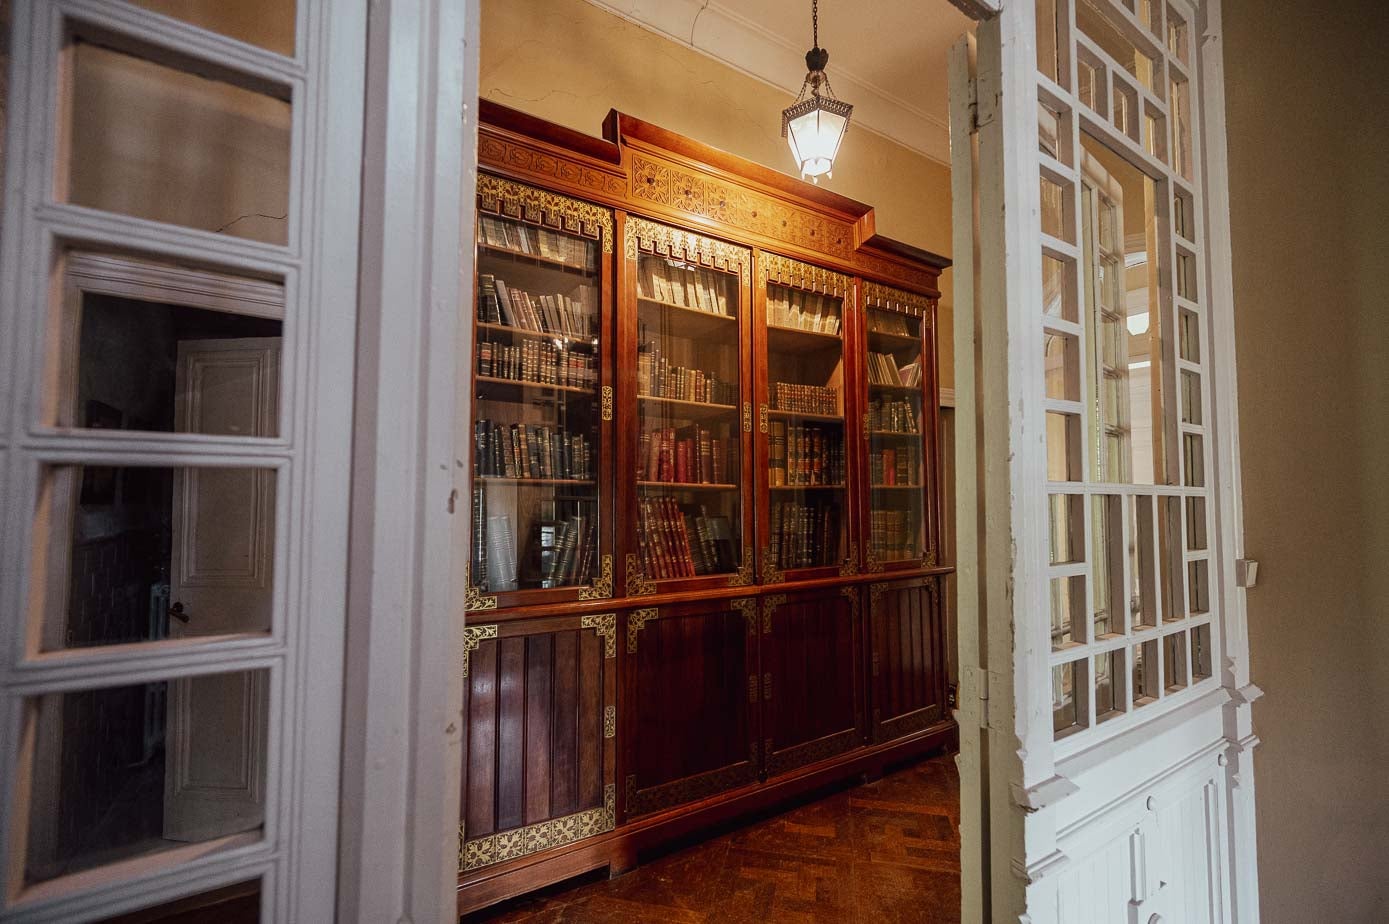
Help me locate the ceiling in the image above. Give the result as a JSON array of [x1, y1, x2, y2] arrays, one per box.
[[583, 0, 976, 164]]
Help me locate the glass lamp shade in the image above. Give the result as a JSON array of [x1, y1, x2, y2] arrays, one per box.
[[782, 95, 852, 181]]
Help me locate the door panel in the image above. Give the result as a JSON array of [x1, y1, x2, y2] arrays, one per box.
[[165, 337, 279, 841], [623, 599, 759, 817], [868, 577, 945, 744], [761, 587, 862, 777], [459, 614, 616, 872]]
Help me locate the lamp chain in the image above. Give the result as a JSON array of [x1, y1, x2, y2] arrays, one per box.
[[812, 0, 819, 48]]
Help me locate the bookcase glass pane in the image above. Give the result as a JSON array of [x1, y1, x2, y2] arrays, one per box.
[[765, 283, 847, 571], [635, 254, 742, 579], [865, 307, 926, 562], [472, 213, 602, 593]]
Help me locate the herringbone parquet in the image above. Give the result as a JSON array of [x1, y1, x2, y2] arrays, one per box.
[[465, 753, 961, 924]]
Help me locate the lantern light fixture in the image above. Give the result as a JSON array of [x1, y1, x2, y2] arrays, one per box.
[[781, 0, 853, 183]]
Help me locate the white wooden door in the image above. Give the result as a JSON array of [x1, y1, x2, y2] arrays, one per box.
[[950, 1, 1260, 921], [163, 338, 279, 842]]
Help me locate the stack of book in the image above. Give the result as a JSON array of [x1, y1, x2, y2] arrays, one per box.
[[866, 310, 913, 336], [478, 339, 596, 388], [767, 286, 842, 334], [470, 486, 489, 590], [477, 274, 593, 338], [869, 444, 920, 486], [638, 426, 729, 484], [870, 509, 916, 561], [637, 338, 737, 405], [867, 352, 924, 388], [769, 500, 841, 570], [638, 259, 731, 315], [484, 512, 519, 592], [773, 382, 839, 415], [479, 216, 592, 269], [533, 514, 595, 589], [474, 421, 594, 481], [867, 397, 919, 433], [636, 497, 736, 578], [768, 422, 846, 487]]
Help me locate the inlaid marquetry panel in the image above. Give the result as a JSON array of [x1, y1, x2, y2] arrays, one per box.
[[623, 599, 759, 817], [761, 588, 863, 778], [867, 578, 946, 744], [460, 614, 617, 871]]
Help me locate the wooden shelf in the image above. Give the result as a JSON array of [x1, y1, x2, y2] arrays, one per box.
[[476, 321, 596, 346], [868, 382, 923, 395], [767, 408, 844, 423], [639, 395, 738, 421], [638, 481, 738, 492], [868, 429, 920, 437], [770, 483, 846, 491], [870, 483, 923, 491], [866, 328, 921, 349], [766, 324, 842, 352], [478, 241, 593, 274], [475, 476, 598, 486], [638, 297, 737, 338], [475, 376, 595, 399]]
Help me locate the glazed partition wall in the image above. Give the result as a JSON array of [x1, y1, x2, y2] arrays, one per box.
[[457, 106, 952, 916]]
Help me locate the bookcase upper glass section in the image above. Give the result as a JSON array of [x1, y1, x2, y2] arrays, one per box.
[[470, 187, 608, 599], [862, 285, 932, 567], [630, 221, 749, 586], [758, 257, 853, 579]]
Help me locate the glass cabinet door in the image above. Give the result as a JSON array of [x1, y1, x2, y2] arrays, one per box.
[[468, 177, 613, 608], [625, 217, 752, 593], [860, 282, 938, 571], [757, 256, 855, 581]]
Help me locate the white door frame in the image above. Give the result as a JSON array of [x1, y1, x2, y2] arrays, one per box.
[[0, 1, 365, 920], [949, 0, 1260, 920]]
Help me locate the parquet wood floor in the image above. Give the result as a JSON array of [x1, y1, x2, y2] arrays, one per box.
[[464, 753, 961, 924]]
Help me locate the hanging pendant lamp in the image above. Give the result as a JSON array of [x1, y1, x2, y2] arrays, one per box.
[[781, 0, 853, 182]]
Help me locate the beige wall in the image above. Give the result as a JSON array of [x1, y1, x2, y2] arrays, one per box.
[[1224, 1, 1389, 920], [480, 0, 956, 388]]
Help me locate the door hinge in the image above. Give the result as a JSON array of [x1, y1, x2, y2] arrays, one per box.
[[979, 669, 991, 730]]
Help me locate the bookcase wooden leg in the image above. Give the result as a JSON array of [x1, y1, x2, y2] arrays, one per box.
[[608, 842, 640, 878]]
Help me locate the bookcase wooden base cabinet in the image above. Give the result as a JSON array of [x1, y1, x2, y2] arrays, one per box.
[[458, 101, 955, 917]]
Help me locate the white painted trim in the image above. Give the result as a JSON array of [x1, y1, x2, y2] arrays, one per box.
[[579, 0, 953, 165], [335, 0, 476, 920], [1191, 0, 1261, 918]]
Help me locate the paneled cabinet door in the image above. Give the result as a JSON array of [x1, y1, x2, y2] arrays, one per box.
[[459, 613, 618, 874], [760, 587, 864, 778], [867, 577, 946, 744], [622, 599, 760, 818]]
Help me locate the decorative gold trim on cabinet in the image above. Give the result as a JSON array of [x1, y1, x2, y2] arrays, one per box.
[[862, 280, 933, 318], [461, 624, 499, 679], [758, 404, 769, 434], [464, 564, 498, 612], [760, 543, 785, 585], [728, 545, 756, 587], [761, 252, 853, 297], [869, 582, 889, 609], [763, 674, 773, 702], [625, 552, 657, 597], [748, 674, 759, 703], [578, 555, 614, 601], [601, 385, 614, 421], [581, 612, 617, 658], [603, 705, 616, 739], [742, 402, 753, 433], [460, 783, 616, 872], [761, 594, 788, 634], [730, 597, 758, 636], [478, 173, 614, 253], [624, 215, 750, 284], [840, 541, 859, 576], [865, 548, 886, 573], [627, 607, 659, 654], [924, 545, 938, 568]]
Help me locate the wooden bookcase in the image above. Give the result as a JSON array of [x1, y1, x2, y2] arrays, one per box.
[[458, 101, 954, 915]]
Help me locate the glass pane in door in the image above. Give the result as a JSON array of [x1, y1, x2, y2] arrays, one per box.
[[471, 213, 601, 593], [865, 306, 927, 563], [634, 254, 742, 580]]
